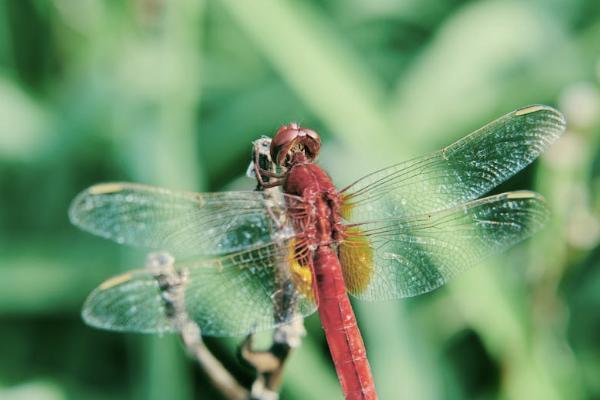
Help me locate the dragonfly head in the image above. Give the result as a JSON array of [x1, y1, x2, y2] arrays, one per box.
[[271, 123, 321, 167]]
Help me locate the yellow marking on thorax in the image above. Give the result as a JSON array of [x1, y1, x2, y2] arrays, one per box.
[[515, 105, 545, 116], [339, 227, 374, 295], [288, 240, 314, 301], [99, 272, 133, 290], [89, 183, 126, 195]]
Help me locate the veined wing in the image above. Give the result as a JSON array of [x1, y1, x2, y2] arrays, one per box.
[[69, 182, 297, 258], [340, 105, 565, 222], [82, 242, 316, 336], [339, 191, 548, 300]]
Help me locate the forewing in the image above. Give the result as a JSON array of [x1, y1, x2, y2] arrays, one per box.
[[69, 182, 296, 258], [339, 192, 548, 300], [82, 243, 317, 336], [341, 105, 565, 222]]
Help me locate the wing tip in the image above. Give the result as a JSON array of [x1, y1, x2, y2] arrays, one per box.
[[81, 287, 178, 335], [81, 290, 109, 331], [504, 190, 543, 201], [515, 104, 550, 116], [68, 182, 126, 226], [80, 276, 132, 333], [503, 190, 550, 227], [68, 189, 87, 226], [514, 104, 567, 129], [87, 182, 128, 195], [98, 272, 134, 290], [503, 190, 548, 210]]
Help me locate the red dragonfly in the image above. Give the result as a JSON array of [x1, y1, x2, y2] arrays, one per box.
[[70, 105, 565, 400]]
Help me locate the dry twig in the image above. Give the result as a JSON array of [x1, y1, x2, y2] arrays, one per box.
[[145, 252, 249, 400]]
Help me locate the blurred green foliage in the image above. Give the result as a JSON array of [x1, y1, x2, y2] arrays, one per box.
[[1, 0, 599, 399]]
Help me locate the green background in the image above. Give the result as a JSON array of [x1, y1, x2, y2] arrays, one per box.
[[1, 0, 599, 399]]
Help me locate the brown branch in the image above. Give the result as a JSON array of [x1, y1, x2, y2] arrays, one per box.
[[180, 320, 249, 400], [145, 252, 249, 400], [241, 317, 305, 400]]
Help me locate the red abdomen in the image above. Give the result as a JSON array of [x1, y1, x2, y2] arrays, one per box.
[[315, 247, 377, 400], [284, 163, 377, 400]]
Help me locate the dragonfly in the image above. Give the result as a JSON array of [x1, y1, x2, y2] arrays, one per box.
[[70, 105, 565, 400]]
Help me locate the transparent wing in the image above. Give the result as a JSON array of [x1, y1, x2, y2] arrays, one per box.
[[340, 105, 565, 222], [82, 268, 179, 334], [339, 192, 548, 300], [83, 242, 317, 336], [69, 182, 296, 258]]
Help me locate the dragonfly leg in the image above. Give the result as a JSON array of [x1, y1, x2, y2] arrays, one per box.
[[264, 196, 292, 231], [253, 145, 287, 189], [253, 163, 285, 188], [259, 179, 285, 189], [259, 169, 286, 178], [240, 322, 304, 399]]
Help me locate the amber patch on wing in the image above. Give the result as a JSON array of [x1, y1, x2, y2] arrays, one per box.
[[339, 227, 374, 295], [288, 240, 314, 301], [339, 195, 354, 220]]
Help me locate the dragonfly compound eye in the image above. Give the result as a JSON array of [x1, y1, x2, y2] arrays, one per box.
[[271, 123, 321, 167]]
